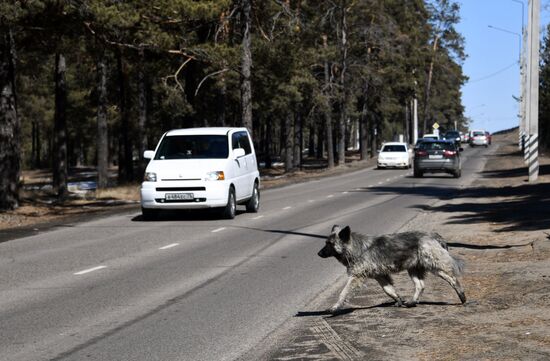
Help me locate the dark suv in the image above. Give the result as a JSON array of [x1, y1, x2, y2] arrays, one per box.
[[414, 139, 462, 178], [444, 130, 462, 147]]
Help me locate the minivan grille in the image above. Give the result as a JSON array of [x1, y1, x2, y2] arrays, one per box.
[[161, 178, 201, 181], [156, 187, 206, 191]]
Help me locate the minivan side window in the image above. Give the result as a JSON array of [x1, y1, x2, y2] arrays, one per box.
[[232, 132, 252, 155]]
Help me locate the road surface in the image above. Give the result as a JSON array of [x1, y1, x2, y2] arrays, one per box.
[[0, 146, 489, 361]]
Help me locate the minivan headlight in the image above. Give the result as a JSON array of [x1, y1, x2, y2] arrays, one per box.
[[144, 172, 157, 182], [205, 171, 225, 181]]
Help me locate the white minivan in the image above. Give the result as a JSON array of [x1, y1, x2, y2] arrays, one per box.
[[140, 127, 260, 220]]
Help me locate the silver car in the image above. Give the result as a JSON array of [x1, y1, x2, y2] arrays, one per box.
[[469, 130, 488, 147]]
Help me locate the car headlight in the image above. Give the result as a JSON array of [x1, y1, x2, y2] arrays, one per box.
[[205, 171, 225, 181], [144, 172, 157, 182]]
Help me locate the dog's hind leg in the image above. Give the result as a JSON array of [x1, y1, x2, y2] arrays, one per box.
[[436, 270, 466, 304], [375, 275, 405, 307], [407, 268, 426, 306], [329, 275, 363, 313]]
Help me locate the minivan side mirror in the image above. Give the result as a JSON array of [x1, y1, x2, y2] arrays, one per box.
[[144, 150, 155, 160], [233, 148, 246, 159]]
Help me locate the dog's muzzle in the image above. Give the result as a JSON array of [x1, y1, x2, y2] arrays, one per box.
[[318, 247, 331, 258]]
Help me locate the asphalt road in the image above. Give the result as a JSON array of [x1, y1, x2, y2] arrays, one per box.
[[0, 146, 490, 361]]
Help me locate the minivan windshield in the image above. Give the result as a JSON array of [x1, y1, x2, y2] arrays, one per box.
[[155, 135, 229, 160]]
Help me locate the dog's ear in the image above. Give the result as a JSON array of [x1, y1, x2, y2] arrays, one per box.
[[331, 224, 340, 233], [338, 226, 351, 243]]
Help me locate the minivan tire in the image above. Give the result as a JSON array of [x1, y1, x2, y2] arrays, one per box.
[[246, 182, 260, 213], [453, 169, 461, 178], [222, 187, 236, 219], [413, 169, 423, 178]]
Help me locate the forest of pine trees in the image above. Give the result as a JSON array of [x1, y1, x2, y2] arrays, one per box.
[[0, 0, 469, 210]]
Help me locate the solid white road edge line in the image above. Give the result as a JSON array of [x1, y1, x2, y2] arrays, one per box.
[[74, 266, 107, 276]]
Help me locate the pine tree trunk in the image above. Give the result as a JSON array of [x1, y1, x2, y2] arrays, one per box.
[[117, 50, 133, 183], [308, 121, 315, 158], [284, 114, 293, 172], [423, 35, 439, 135], [316, 125, 324, 159], [293, 113, 302, 168], [53, 52, 68, 199], [322, 34, 334, 169], [97, 49, 109, 189], [241, 0, 253, 135], [337, 0, 348, 166], [137, 48, 148, 178], [0, 27, 20, 210], [359, 90, 369, 160]]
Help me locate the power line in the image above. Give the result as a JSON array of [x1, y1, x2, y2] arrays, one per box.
[[465, 61, 519, 84]]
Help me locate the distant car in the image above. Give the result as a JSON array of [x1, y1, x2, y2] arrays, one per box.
[[422, 133, 440, 140], [377, 142, 412, 169], [444, 130, 461, 147], [485, 131, 492, 145], [414, 139, 462, 178], [463, 132, 470, 143], [469, 130, 488, 147], [459, 131, 465, 143]]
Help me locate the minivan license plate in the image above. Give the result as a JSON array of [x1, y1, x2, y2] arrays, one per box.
[[165, 193, 194, 201], [429, 155, 443, 159]]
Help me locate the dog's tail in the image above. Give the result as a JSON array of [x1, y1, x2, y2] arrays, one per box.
[[451, 255, 465, 275], [432, 232, 465, 275], [431, 232, 449, 250]]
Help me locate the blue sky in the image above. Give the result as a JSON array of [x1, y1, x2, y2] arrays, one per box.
[[457, 0, 549, 133]]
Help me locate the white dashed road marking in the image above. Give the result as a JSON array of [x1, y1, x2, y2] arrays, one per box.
[[212, 227, 226, 233], [252, 215, 264, 220], [159, 243, 179, 250], [283, 206, 292, 210], [74, 266, 107, 276]]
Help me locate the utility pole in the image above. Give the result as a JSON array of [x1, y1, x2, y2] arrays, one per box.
[[525, 0, 539, 181], [512, 0, 526, 150]]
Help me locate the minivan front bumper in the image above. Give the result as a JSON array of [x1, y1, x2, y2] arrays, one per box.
[[140, 180, 229, 209]]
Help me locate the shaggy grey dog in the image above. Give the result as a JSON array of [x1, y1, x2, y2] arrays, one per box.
[[318, 225, 466, 312]]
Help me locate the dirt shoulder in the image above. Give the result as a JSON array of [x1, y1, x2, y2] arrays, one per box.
[[260, 131, 550, 361]]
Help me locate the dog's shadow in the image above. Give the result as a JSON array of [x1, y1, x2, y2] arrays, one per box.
[[296, 300, 462, 318]]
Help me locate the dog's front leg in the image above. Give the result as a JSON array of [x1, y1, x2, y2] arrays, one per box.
[[329, 276, 363, 313]]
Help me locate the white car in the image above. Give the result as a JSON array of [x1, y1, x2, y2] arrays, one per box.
[[140, 127, 260, 220], [422, 133, 440, 140], [469, 129, 488, 147], [377, 142, 412, 169]]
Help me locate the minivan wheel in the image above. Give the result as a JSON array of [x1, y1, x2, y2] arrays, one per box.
[[222, 188, 236, 219], [246, 182, 260, 213], [142, 207, 159, 221], [413, 169, 423, 178], [453, 169, 462, 178]]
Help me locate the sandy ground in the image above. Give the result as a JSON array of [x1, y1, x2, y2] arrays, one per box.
[[262, 131, 550, 361]]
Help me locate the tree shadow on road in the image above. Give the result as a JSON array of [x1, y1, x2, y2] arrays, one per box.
[[365, 179, 550, 233]]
